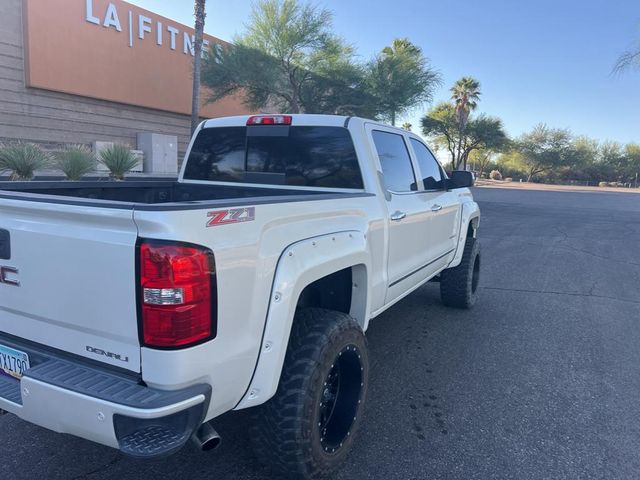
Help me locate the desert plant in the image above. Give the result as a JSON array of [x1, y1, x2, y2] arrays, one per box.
[[54, 145, 97, 181], [489, 169, 502, 180], [598, 181, 608, 187], [99, 144, 139, 180], [0, 142, 50, 180]]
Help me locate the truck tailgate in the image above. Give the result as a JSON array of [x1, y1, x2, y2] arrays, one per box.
[[0, 198, 140, 372]]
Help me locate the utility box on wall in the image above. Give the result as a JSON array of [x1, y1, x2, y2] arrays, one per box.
[[136, 133, 178, 175]]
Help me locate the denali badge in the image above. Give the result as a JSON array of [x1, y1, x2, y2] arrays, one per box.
[[207, 207, 255, 227], [86, 346, 129, 363], [0, 266, 19, 287]]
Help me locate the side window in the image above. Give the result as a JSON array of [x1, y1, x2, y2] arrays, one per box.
[[410, 138, 443, 190], [372, 131, 417, 192]]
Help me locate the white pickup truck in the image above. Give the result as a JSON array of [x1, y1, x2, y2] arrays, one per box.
[[0, 114, 480, 478]]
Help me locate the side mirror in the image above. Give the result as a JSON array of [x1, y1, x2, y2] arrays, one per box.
[[447, 170, 474, 189], [422, 176, 441, 190]]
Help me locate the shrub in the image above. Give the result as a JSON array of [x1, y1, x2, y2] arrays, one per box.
[[99, 144, 139, 180], [504, 177, 513, 182], [598, 181, 608, 187], [489, 170, 502, 180], [0, 142, 50, 181], [54, 145, 97, 181]]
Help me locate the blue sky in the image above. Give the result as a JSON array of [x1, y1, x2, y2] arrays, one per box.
[[130, 0, 640, 144]]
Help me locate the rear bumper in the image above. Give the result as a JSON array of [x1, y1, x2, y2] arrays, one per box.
[[0, 335, 211, 458]]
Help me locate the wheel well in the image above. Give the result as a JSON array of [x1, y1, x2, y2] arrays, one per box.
[[467, 223, 475, 238], [297, 267, 352, 315], [467, 217, 479, 238], [296, 265, 368, 328]]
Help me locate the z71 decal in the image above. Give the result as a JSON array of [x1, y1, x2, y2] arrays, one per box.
[[207, 207, 256, 227]]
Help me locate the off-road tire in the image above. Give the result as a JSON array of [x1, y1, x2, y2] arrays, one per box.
[[250, 308, 369, 479], [440, 237, 481, 308]]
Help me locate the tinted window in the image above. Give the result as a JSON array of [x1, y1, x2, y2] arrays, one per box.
[[410, 138, 443, 190], [183, 127, 246, 183], [372, 131, 416, 192], [183, 126, 363, 189]]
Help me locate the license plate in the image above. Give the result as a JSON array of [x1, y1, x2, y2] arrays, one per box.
[[0, 344, 30, 380]]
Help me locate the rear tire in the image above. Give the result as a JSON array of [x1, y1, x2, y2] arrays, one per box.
[[440, 237, 481, 309], [250, 308, 369, 479]]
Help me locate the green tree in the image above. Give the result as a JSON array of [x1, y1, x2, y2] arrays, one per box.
[[624, 144, 640, 186], [468, 149, 497, 178], [497, 135, 640, 186], [421, 102, 507, 170], [201, 0, 370, 115], [599, 141, 640, 183], [190, 0, 207, 135], [365, 39, 440, 125], [450, 76, 481, 131], [514, 124, 572, 182], [564, 136, 601, 184], [298, 40, 378, 117], [495, 150, 528, 180]]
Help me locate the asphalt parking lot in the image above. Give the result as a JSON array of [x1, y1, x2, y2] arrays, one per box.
[[2, 186, 640, 479]]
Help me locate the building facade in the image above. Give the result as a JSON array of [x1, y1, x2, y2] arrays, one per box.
[[0, 0, 250, 161]]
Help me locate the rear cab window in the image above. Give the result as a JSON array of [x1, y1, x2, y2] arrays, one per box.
[[183, 126, 364, 189]]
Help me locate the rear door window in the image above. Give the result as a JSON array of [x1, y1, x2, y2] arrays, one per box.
[[371, 130, 417, 192], [183, 126, 364, 189]]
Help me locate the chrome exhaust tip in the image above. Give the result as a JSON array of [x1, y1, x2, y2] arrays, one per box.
[[191, 422, 221, 452]]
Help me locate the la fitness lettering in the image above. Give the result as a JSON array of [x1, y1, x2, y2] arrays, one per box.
[[85, 0, 221, 56]]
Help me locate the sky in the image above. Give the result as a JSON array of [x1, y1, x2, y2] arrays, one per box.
[[129, 0, 640, 144]]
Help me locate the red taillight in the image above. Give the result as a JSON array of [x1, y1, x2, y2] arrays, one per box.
[[139, 241, 216, 348], [246, 115, 292, 125]]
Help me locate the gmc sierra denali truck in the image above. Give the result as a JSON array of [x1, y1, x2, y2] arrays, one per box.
[[0, 114, 480, 479]]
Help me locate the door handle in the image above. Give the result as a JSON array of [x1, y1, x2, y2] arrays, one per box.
[[390, 211, 407, 221], [431, 204, 442, 212]]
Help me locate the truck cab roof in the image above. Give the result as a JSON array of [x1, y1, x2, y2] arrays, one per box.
[[202, 114, 408, 134]]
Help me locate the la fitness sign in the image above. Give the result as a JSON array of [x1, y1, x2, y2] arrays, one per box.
[[85, 0, 219, 56], [23, 0, 247, 117]]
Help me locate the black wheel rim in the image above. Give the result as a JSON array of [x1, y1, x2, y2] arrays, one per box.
[[471, 254, 480, 293], [318, 344, 363, 453]]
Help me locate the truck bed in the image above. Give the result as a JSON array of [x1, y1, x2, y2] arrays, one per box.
[[0, 180, 364, 210]]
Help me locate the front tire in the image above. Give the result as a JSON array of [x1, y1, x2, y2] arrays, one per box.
[[250, 308, 369, 479], [440, 237, 481, 309]]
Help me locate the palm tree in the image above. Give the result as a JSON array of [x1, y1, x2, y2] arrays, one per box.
[[401, 122, 412, 131], [381, 38, 421, 58], [191, 0, 207, 136], [450, 76, 481, 131]]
